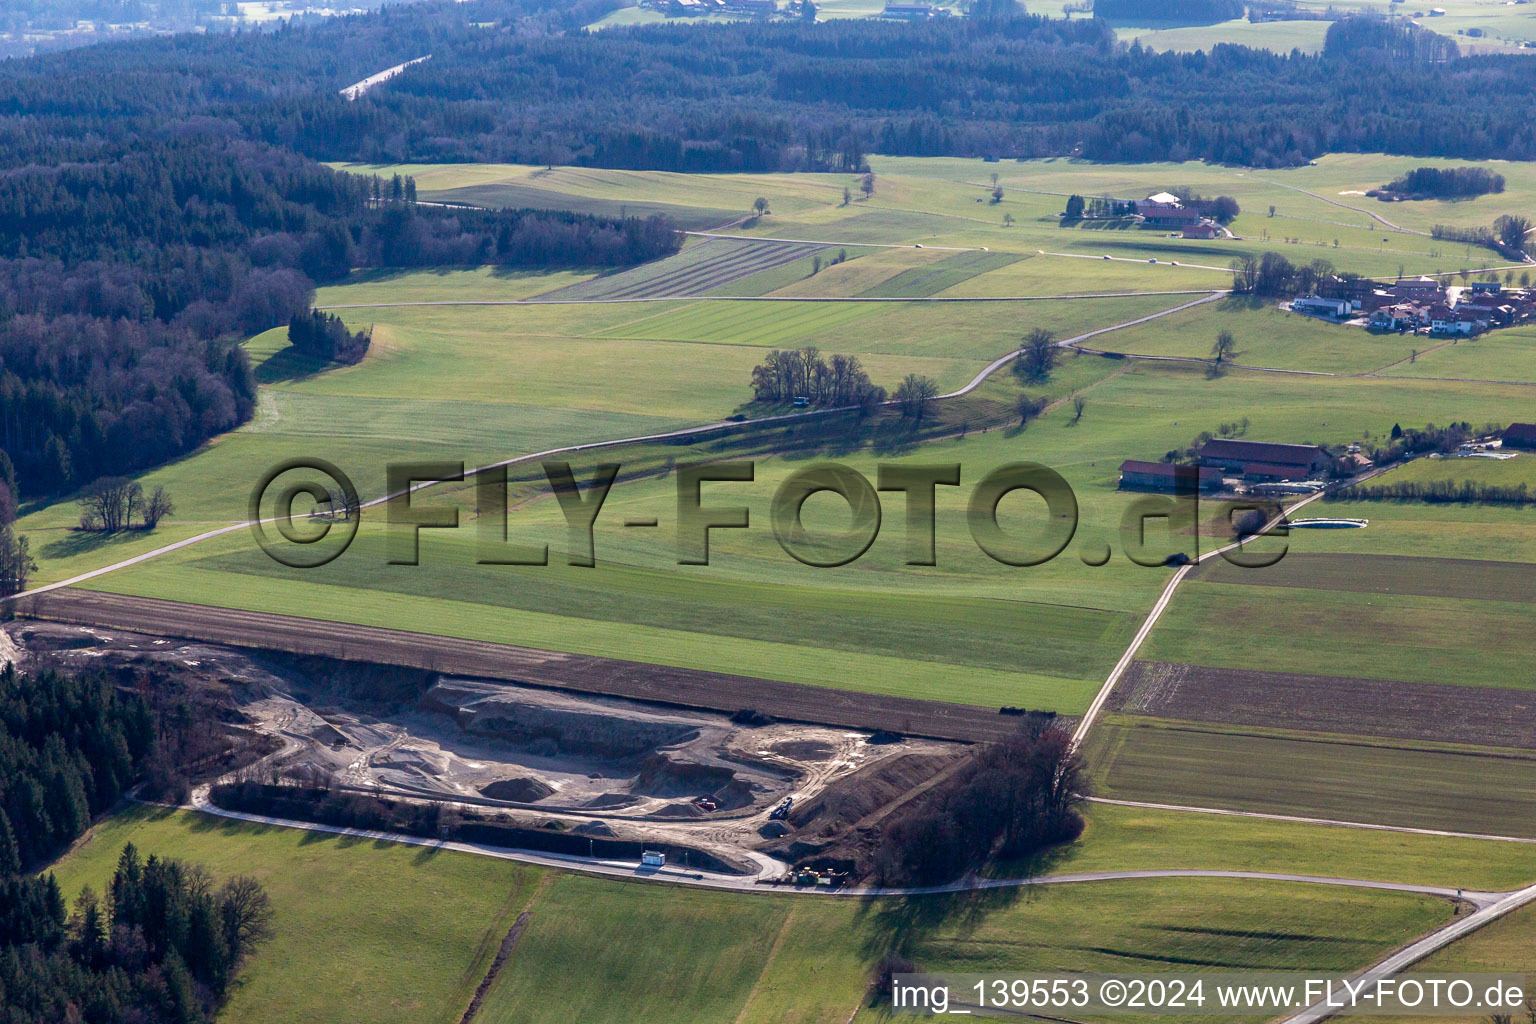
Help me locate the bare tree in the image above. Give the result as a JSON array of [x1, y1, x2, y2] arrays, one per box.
[[1212, 329, 1237, 368], [859, 172, 875, 199], [78, 476, 143, 532], [219, 875, 274, 961], [1015, 393, 1046, 426], [895, 374, 938, 421], [842, 186, 851, 206], [141, 486, 174, 530], [1071, 395, 1087, 423]]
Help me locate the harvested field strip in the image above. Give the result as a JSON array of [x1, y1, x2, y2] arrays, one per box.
[[1194, 552, 1536, 603], [21, 589, 1042, 742], [1110, 660, 1536, 751], [607, 299, 876, 345], [1084, 716, 1536, 837], [856, 250, 1022, 298], [541, 239, 823, 301]]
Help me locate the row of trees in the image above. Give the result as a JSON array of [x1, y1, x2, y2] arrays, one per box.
[[2, 845, 271, 1023], [871, 719, 1086, 885], [1229, 252, 1348, 297], [1328, 479, 1535, 506]]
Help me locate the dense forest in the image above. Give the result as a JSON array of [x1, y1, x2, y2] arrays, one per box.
[[1, 845, 271, 1023]]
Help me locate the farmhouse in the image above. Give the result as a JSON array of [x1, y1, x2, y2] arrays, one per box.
[[1117, 460, 1221, 493], [1135, 201, 1202, 228], [1181, 223, 1220, 239], [1502, 423, 1536, 450], [1392, 277, 1444, 303], [1199, 439, 1330, 480]]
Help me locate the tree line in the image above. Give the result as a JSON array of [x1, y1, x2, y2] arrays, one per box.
[[9, 2, 1536, 181], [1, 844, 271, 1024], [1380, 166, 1505, 200], [1094, 0, 1244, 26], [1328, 479, 1535, 506]]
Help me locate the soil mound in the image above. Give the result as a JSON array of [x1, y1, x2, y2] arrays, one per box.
[[480, 777, 556, 803], [630, 754, 735, 797]]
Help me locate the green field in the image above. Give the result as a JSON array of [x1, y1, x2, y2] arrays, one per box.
[[46, 806, 1461, 1024], [1114, 18, 1333, 55], [1383, 325, 1536, 384], [1060, 802, 1536, 892], [1087, 296, 1425, 374], [1085, 716, 1536, 837]]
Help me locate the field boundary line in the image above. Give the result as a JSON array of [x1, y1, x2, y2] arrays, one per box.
[[1088, 797, 1536, 845]]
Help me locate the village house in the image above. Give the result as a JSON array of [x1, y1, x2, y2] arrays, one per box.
[[1181, 222, 1220, 239], [1117, 460, 1222, 493]]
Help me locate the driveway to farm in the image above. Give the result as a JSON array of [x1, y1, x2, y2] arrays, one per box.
[[1250, 178, 1428, 236]]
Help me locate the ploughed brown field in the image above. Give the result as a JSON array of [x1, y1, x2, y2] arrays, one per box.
[[1110, 660, 1536, 750], [1195, 553, 1536, 604]]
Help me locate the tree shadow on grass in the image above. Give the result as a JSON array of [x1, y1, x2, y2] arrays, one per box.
[[37, 528, 148, 562]]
